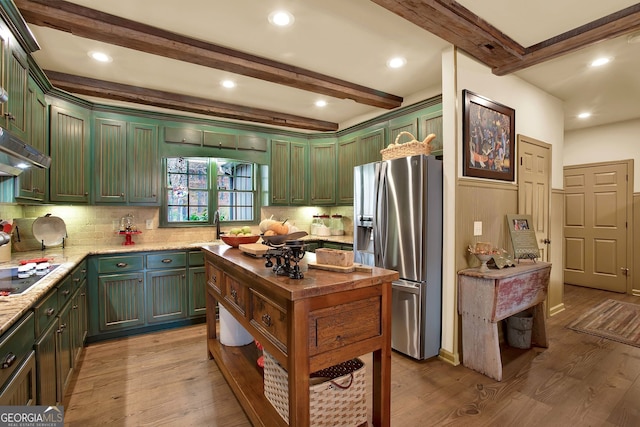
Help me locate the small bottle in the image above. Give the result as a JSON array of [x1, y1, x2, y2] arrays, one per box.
[[330, 214, 344, 236]]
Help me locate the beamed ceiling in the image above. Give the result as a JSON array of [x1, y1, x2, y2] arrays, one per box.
[[11, 0, 640, 131]]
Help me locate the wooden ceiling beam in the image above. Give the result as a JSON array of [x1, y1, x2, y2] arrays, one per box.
[[15, 0, 403, 110], [45, 71, 338, 132], [371, 0, 640, 75]]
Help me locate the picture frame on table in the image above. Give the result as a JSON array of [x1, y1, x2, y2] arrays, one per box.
[[462, 90, 515, 181]]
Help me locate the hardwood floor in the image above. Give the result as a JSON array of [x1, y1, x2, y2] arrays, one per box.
[[64, 285, 640, 426]]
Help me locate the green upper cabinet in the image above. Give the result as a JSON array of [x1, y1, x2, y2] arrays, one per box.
[[269, 139, 308, 206], [358, 127, 385, 166], [2, 31, 28, 140], [16, 78, 47, 201], [94, 118, 127, 203], [310, 141, 336, 205], [337, 137, 357, 205], [419, 111, 443, 155], [94, 116, 159, 205], [388, 116, 418, 146], [49, 103, 91, 203]]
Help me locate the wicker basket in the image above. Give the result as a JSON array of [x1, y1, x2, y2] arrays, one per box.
[[263, 351, 367, 426], [380, 131, 435, 161]]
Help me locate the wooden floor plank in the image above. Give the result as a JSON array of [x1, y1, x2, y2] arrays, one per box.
[[63, 285, 640, 426]]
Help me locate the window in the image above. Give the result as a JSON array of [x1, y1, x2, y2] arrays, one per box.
[[164, 157, 257, 226]]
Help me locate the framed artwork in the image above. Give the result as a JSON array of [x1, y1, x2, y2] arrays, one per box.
[[462, 90, 515, 181]]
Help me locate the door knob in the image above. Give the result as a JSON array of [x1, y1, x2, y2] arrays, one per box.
[[543, 238, 551, 244]]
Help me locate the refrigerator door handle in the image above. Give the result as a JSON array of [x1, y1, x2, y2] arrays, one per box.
[[391, 281, 421, 295], [374, 162, 387, 267]]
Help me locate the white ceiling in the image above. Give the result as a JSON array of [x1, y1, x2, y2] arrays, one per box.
[[21, 0, 640, 132]]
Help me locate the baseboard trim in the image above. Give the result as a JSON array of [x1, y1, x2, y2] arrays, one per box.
[[438, 348, 460, 366], [549, 303, 566, 317]]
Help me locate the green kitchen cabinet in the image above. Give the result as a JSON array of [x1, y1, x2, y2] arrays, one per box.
[[0, 312, 36, 405], [146, 269, 186, 323], [358, 127, 385, 165], [310, 141, 336, 205], [16, 78, 48, 201], [71, 261, 88, 363], [337, 136, 357, 205], [419, 111, 443, 154], [2, 30, 29, 140], [269, 139, 308, 205], [0, 352, 36, 405], [94, 117, 159, 205], [98, 271, 145, 333], [49, 103, 91, 203], [34, 320, 57, 405], [388, 116, 418, 146], [188, 250, 206, 317], [57, 298, 74, 403]]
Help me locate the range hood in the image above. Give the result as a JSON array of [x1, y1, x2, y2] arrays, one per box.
[[0, 126, 51, 176]]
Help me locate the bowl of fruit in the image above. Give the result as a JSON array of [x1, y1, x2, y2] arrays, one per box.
[[220, 226, 260, 248]]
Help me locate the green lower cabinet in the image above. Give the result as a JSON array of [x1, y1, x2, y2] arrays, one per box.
[[188, 266, 206, 317], [34, 321, 57, 405], [71, 281, 88, 363], [98, 272, 146, 332], [0, 352, 36, 405], [146, 268, 187, 323], [57, 301, 74, 403]]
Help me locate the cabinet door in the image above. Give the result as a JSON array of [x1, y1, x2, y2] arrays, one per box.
[[49, 104, 91, 203], [0, 352, 36, 406], [34, 321, 57, 405], [358, 128, 385, 165], [145, 268, 187, 323], [94, 118, 127, 203], [337, 137, 357, 205], [269, 139, 289, 205], [289, 141, 308, 205], [128, 122, 159, 204], [17, 78, 47, 201], [71, 281, 87, 364], [98, 272, 145, 332], [188, 266, 206, 317], [57, 302, 73, 403], [310, 142, 336, 205], [419, 112, 443, 154], [4, 35, 28, 139]]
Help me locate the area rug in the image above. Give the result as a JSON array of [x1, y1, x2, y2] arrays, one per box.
[[567, 299, 640, 348]]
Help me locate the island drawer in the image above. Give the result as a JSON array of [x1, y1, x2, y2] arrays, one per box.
[[0, 312, 34, 387], [206, 261, 223, 294], [34, 289, 58, 337], [57, 275, 74, 310], [250, 290, 287, 350], [308, 295, 382, 356], [146, 252, 186, 270], [224, 277, 248, 316], [98, 255, 144, 274]]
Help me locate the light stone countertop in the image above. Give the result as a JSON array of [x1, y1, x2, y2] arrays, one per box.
[[0, 234, 354, 335]]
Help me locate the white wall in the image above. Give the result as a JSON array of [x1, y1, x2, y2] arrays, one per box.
[[439, 49, 565, 359], [565, 118, 640, 191]]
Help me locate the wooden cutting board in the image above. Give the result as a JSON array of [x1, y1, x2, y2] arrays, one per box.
[[308, 262, 373, 273], [239, 243, 269, 256]]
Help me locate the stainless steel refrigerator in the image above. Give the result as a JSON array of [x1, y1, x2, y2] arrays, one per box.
[[353, 154, 442, 360]]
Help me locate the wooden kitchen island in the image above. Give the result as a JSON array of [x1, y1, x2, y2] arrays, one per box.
[[201, 245, 398, 427]]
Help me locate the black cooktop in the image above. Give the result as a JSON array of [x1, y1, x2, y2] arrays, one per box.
[[0, 264, 60, 296]]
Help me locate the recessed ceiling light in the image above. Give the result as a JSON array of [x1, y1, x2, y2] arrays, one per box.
[[578, 112, 591, 119], [88, 51, 112, 63], [268, 10, 294, 27], [315, 100, 327, 107], [221, 80, 236, 89], [387, 57, 406, 69], [590, 57, 610, 67]]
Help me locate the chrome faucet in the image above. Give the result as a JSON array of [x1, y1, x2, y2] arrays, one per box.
[[214, 210, 221, 239]]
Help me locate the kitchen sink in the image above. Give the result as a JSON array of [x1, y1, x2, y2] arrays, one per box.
[[0, 264, 61, 296]]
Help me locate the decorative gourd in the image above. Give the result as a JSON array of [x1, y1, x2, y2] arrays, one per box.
[[259, 217, 277, 233], [268, 222, 289, 235]]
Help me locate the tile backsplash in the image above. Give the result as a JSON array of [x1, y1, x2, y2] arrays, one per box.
[[0, 203, 354, 249]]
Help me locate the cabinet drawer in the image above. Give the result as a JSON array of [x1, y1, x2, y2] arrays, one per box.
[[71, 261, 87, 289], [0, 313, 34, 388], [250, 290, 287, 350], [189, 251, 204, 266], [238, 135, 267, 151], [203, 131, 237, 149], [308, 296, 381, 356], [0, 351, 35, 406], [57, 276, 74, 310], [146, 252, 186, 269], [206, 261, 223, 294], [165, 126, 202, 145], [34, 290, 58, 337], [98, 255, 144, 274], [224, 277, 247, 316]]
